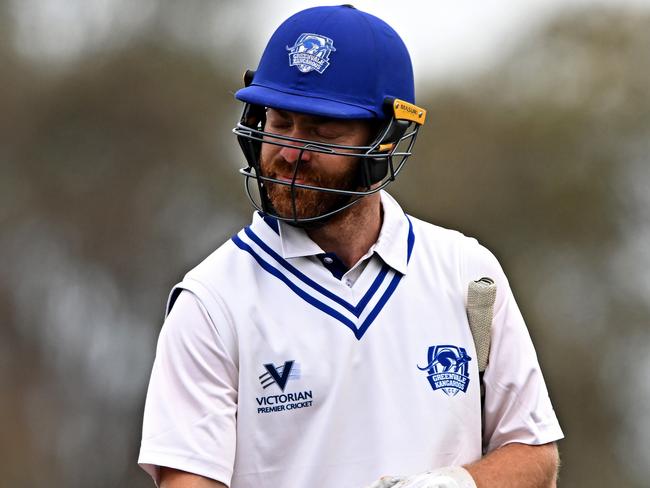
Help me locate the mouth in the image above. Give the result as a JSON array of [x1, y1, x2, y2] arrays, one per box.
[[274, 175, 308, 185]]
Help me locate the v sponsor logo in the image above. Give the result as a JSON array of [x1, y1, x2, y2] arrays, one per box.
[[256, 360, 313, 415], [260, 360, 299, 392]]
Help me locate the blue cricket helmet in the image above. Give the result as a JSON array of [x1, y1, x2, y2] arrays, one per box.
[[233, 5, 426, 226], [235, 4, 415, 119]]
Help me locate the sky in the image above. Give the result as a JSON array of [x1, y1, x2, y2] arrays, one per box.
[[9, 0, 650, 82]]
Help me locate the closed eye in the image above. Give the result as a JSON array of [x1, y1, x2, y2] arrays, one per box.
[[314, 126, 345, 141]]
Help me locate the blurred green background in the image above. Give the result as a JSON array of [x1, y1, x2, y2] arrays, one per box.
[[1, 1, 649, 486]]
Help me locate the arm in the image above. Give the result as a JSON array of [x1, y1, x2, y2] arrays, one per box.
[[465, 442, 559, 488], [160, 467, 228, 488], [462, 243, 563, 485], [364, 443, 559, 488], [139, 291, 238, 488]]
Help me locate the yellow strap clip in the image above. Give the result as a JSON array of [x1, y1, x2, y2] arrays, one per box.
[[392, 98, 426, 125]]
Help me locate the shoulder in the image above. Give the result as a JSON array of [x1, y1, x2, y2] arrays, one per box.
[[406, 215, 510, 305], [185, 238, 242, 284], [408, 214, 470, 246], [164, 232, 254, 358], [407, 214, 499, 270], [183, 213, 275, 289], [167, 213, 281, 312]]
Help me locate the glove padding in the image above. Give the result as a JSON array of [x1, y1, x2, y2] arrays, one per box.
[[364, 466, 477, 488], [364, 476, 407, 488]]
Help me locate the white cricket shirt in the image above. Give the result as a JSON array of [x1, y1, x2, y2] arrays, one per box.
[[139, 191, 563, 488]]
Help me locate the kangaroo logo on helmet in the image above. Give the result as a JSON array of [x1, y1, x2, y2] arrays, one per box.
[[418, 345, 472, 397], [287, 33, 336, 74]]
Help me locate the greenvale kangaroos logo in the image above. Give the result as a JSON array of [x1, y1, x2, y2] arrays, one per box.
[[418, 345, 472, 397]]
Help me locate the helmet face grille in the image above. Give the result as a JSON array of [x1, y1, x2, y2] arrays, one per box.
[[233, 103, 423, 226]]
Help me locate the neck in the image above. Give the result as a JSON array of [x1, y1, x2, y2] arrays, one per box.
[[306, 193, 383, 269]]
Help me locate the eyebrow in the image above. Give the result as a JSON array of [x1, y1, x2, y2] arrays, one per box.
[[271, 108, 336, 126]]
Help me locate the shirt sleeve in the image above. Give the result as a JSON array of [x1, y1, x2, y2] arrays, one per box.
[[138, 290, 238, 487], [461, 239, 564, 453]]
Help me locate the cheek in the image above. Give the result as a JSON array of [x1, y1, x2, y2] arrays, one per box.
[[317, 154, 350, 175], [259, 143, 278, 172], [321, 155, 360, 180]]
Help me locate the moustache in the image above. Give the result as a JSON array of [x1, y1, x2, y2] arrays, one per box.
[[262, 157, 323, 186]]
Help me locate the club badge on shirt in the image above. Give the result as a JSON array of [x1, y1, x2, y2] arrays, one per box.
[[418, 345, 472, 396]]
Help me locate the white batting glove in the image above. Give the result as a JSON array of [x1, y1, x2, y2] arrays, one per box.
[[363, 475, 407, 488], [364, 467, 476, 488]]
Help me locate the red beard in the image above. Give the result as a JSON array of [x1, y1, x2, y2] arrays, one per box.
[[260, 154, 360, 220]]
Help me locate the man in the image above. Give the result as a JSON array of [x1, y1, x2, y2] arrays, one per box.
[[139, 5, 563, 488]]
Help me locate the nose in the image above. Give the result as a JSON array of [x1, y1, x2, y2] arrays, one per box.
[[278, 132, 312, 164]]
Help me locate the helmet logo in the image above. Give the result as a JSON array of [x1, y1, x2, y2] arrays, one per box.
[[286, 33, 336, 74]]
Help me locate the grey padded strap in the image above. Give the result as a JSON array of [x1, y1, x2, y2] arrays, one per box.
[[466, 277, 496, 373]]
